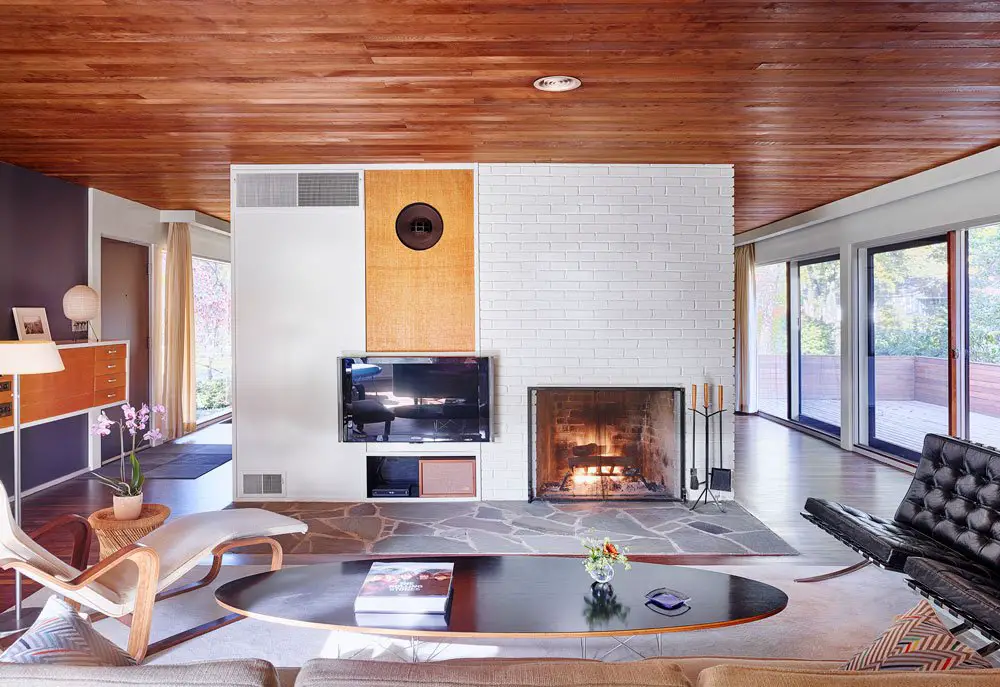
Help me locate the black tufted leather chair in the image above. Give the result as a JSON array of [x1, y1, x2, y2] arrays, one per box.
[[803, 434, 1000, 640], [805, 434, 1000, 573]]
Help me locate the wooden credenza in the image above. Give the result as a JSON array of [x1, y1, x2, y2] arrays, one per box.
[[0, 340, 129, 431]]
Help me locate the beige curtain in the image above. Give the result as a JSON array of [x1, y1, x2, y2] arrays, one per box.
[[735, 243, 758, 413], [155, 222, 197, 440]]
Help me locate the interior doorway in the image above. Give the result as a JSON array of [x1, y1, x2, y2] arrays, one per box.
[[100, 238, 151, 459]]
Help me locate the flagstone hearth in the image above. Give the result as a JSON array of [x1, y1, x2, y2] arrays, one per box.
[[234, 501, 797, 556]]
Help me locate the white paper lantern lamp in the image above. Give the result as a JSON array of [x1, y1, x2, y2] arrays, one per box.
[[62, 285, 100, 339]]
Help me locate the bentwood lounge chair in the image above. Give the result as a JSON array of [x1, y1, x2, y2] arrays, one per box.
[[0, 481, 307, 662]]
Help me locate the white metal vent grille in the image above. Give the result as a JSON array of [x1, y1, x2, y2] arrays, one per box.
[[242, 473, 285, 496], [235, 172, 360, 208], [236, 173, 297, 208], [298, 173, 359, 207]]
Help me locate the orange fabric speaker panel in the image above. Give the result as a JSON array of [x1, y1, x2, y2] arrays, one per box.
[[365, 169, 475, 352]]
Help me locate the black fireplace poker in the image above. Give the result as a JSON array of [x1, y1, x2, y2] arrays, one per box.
[[688, 393, 728, 514]]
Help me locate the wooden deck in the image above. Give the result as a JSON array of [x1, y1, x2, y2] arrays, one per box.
[[799, 399, 1000, 452]]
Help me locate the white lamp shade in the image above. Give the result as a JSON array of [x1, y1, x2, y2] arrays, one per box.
[[63, 285, 100, 322], [0, 341, 65, 375]]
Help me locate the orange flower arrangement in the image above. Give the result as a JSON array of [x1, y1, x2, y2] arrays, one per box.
[[582, 534, 631, 577]]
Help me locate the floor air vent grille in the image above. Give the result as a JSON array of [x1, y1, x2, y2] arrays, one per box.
[[242, 473, 285, 496]]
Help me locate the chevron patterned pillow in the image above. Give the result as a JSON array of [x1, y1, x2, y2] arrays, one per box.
[[843, 600, 992, 671], [0, 596, 135, 666]]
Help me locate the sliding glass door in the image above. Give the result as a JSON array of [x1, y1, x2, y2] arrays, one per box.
[[797, 257, 841, 435], [867, 238, 950, 460], [967, 224, 1000, 447], [756, 262, 789, 418]]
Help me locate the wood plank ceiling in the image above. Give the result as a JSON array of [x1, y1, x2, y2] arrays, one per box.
[[2, 1, 1000, 233]]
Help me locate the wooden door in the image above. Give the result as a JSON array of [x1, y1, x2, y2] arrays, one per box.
[[101, 239, 150, 455]]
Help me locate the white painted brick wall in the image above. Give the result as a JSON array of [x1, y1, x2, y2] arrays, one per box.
[[477, 164, 735, 501]]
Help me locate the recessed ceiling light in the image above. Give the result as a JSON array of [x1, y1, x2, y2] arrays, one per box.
[[533, 76, 582, 93]]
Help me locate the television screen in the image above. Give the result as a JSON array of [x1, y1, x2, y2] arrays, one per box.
[[341, 357, 491, 443]]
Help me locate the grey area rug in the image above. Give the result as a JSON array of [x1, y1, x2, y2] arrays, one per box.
[[88, 444, 232, 481], [50, 563, 922, 664], [246, 501, 798, 556]]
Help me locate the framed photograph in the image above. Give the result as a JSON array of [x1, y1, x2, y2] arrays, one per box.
[[13, 307, 52, 341]]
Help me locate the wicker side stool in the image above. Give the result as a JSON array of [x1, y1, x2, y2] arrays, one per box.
[[88, 504, 171, 560]]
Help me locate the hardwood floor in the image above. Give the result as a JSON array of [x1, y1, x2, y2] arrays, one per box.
[[734, 415, 913, 564], [0, 415, 914, 612]]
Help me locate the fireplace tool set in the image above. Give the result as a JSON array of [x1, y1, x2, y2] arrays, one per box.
[[688, 383, 730, 513]]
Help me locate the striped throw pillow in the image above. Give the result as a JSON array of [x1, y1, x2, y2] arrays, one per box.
[[843, 600, 992, 671], [0, 596, 135, 666]]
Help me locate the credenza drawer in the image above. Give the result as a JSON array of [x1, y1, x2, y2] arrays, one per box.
[[94, 374, 124, 392], [95, 345, 127, 362], [97, 359, 126, 375], [94, 386, 126, 407]]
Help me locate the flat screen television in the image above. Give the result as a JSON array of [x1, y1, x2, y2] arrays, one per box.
[[341, 356, 491, 443]]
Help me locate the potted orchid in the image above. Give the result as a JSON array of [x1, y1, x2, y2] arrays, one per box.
[[90, 403, 165, 520]]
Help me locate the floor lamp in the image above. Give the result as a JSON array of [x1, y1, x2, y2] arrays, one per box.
[[0, 341, 64, 635]]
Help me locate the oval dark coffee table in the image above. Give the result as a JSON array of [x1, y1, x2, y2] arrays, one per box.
[[216, 556, 787, 659]]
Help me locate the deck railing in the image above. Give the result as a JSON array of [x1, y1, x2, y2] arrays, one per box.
[[758, 355, 1000, 417]]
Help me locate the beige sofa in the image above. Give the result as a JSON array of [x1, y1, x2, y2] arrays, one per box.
[[2, 656, 999, 687]]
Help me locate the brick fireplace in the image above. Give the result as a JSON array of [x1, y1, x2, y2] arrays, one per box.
[[528, 387, 685, 501]]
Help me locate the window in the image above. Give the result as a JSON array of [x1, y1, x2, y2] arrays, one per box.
[[756, 262, 788, 418], [797, 257, 841, 435], [193, 257, 232, 422], [967, 224, 1000, 447], [866, 239, 949, 460]]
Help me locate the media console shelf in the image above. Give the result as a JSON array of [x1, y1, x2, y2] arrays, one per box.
[[367, 454, 477, 499]]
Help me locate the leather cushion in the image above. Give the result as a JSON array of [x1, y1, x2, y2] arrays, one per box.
[[896, 434, 1000, 571], [803, 498, 974, 571], [905, 557, 1000, 635]]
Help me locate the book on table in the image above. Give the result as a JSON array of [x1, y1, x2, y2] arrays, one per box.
[[354, 562, 455, 615], [354, 612, 450, 630]]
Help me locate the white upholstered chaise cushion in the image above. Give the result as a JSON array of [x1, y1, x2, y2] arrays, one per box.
[[95, 509, 307, 610], [0, 466, 306, 619]]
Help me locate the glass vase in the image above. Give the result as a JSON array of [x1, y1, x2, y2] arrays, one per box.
[[588, 561, 615, 584]]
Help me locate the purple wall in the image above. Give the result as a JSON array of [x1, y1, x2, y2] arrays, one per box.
[[0, 162, 90, 491]]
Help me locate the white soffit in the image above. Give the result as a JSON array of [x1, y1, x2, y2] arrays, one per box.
[[160, 210, 230, 236], [737, 144, 1000, 246]]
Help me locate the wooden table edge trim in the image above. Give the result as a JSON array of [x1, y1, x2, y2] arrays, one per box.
[[213, 598, 788, 640]]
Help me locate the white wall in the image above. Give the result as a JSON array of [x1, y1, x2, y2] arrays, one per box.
[[232, 206, 367, 500], [477, 164, 736, 500], [753, 164, 1000, 265], [230, 163, 735, 502]]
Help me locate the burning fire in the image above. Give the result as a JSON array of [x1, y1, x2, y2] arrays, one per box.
[[571, 464, 624, 486]]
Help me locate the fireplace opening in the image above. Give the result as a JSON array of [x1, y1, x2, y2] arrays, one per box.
[[528, 387, 685, 501]]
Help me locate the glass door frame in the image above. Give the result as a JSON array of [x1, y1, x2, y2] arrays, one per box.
[[795, 254, 842, 437], [863, 234, 953, 463]]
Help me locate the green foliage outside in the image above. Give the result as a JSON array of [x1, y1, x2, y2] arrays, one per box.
[[970, 225, 1000, 364], [799, 260, 840, 356], [756, 263, 787, 355], [871, 243, 947, 358], [756, 225, 1000, 365], [193, 257, 232, 416], [197, 378, 231, 411]]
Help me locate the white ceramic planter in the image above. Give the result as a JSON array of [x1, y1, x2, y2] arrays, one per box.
[[113, 494, 143, 520]]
